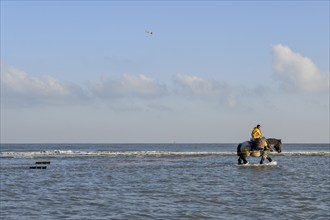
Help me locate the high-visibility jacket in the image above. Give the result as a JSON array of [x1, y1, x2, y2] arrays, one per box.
[[251, 127, 262, 140]]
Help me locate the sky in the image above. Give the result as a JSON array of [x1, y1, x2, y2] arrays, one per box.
[[1, 1, 329, 143]]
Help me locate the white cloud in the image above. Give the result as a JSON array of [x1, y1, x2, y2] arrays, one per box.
[[91, 74, 167, 99], [174, 74, 237, 107], [1, 63, 87, 106], [175, 74, 228, 96], [272, 44, 329, 93], [1, 63, 167, 108]]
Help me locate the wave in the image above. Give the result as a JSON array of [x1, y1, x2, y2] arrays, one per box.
[[0, 150, 329, 158]]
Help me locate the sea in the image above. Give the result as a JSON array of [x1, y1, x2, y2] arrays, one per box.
[[0, 143, 329, 220]]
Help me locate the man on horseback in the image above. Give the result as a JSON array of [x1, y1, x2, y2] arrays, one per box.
[[251, 124, 268, 151], [237, 127, 281, 164]]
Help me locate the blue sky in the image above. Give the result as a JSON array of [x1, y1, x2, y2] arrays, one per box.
[[1, 1, 329, 143]]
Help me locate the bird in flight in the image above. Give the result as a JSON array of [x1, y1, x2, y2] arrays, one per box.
[[145, 30, 153, 35]]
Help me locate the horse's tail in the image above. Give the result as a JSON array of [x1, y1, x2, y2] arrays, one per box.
[[237, 143, 242, 156]]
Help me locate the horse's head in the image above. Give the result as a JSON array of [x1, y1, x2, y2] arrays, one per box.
[[273, 139, 282, 153], [267, 138, 282, 153]]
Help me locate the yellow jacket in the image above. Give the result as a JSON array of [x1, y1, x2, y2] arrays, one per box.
[[251, 127, 262, 139]]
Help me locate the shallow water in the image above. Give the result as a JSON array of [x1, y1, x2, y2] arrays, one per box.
[[0, 144, 329, 219]]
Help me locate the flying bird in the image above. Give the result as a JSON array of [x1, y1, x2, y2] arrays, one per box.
[[145, 30, 153, 35]]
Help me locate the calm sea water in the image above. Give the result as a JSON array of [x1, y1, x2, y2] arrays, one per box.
[[0, 143, 329, 220]]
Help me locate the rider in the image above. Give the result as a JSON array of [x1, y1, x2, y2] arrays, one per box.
[[251, 124, 267, 151]]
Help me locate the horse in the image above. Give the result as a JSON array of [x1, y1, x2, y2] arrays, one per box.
[[237, 138, 282, 165]]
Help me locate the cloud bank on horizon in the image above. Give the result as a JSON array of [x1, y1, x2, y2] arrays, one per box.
[[2, 44, 329, 108]]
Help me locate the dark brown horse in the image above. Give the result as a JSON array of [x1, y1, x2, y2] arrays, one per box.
[[237, 138, 282, 165]]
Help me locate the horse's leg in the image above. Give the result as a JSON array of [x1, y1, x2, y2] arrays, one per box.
[[241, 155, 248, 164], [260, 156, 265, 164], [266, 155, 272, 162], [237, 144, 243, 165], [238, 155, 246, 165]]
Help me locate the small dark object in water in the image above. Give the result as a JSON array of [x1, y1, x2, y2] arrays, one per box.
[[30, 166, 47, 169], [35, 161, 50, 164]]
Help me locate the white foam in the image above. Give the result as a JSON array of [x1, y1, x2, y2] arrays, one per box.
[[0, 150, 329, 158], [240, 161, 278, 166], [0, 150, 235, 158], [277, 152, 330, 156]]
